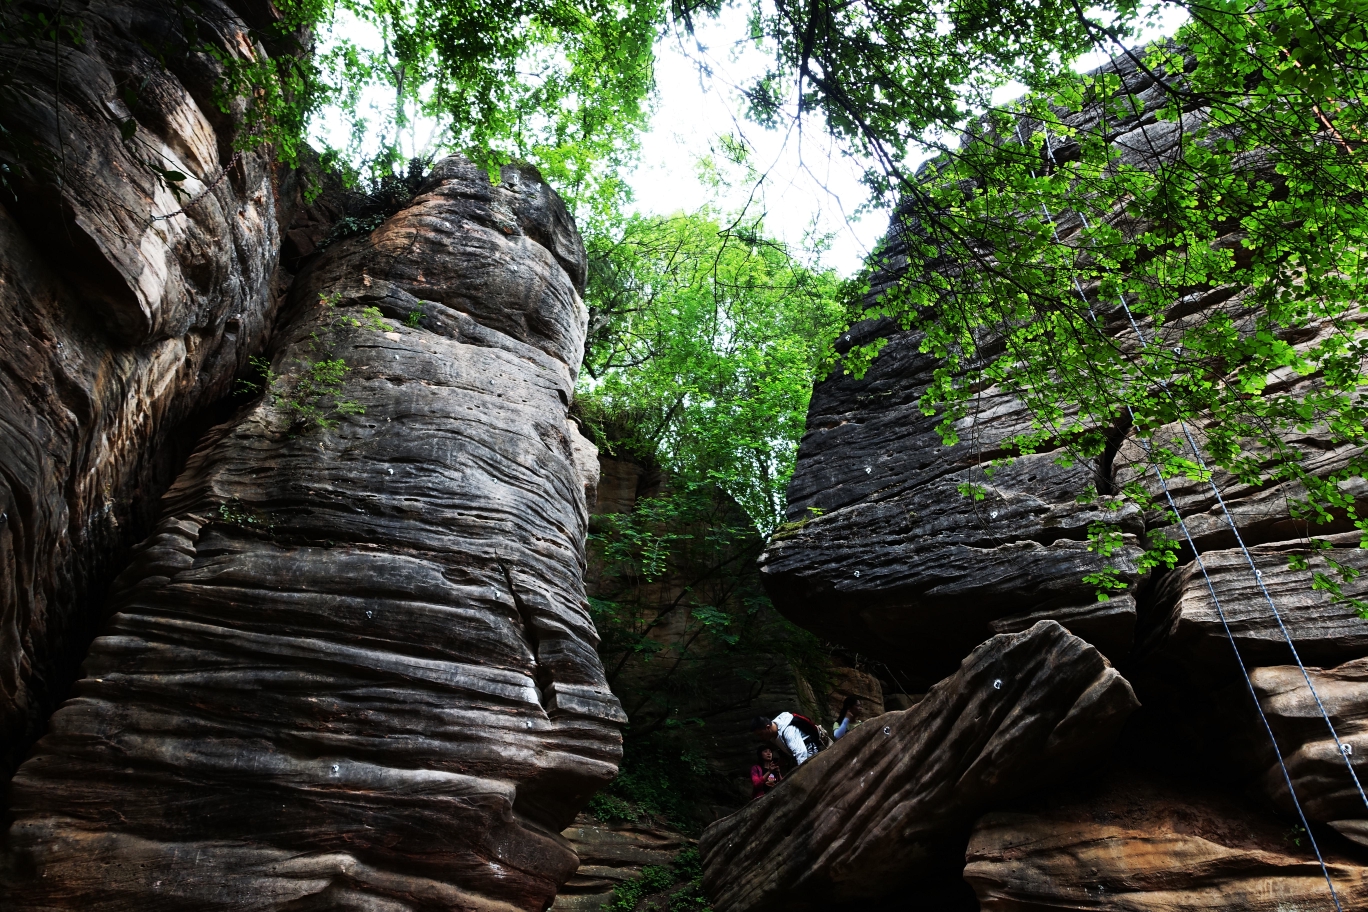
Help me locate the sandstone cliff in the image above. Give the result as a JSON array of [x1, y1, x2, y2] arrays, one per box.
[[0, 0, 302, 776], [724, 49, 1368, 912], [2, 156, 623, 910]]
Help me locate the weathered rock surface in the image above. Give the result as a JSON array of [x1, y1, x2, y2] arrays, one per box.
[[0, 0, 296, 774], [759, 317, 1144, 685], [552, 814, 693, 911], [1112, 310, 1368, 557], [747, 48, 1368, 912], [1149, 538, 1368, 675], [823, 664, 885, 720], [758, 51, 1366, 691], [2, 157, 624, 910], [698, 620, 1138, 912], [965, 774, 1368, 911], [1251, 656, 1368, 847]]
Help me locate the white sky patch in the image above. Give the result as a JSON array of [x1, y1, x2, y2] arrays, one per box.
[[309, 9, 450, 164], [629, 8, 886, 275], [628, 2, 1190, 276]]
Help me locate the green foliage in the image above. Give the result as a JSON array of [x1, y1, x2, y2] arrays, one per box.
[[237, 296, 389, 432], [590, 730, 713, 830], [589, 483, 831, 743], [579, 211, 851, 531], [4, 0, 659, 215], [726, 0, 1368, 608], [313, 0, 661, 220], [605, 848, 710, 912], [216, 498, 274, 534], [203, 0, 327, 165], [327, 213, 388, 243]]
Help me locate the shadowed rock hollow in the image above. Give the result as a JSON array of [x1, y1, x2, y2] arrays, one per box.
[[2, 157, 624, 911]]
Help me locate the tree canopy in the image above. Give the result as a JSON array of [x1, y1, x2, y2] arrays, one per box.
[[838, 2, 1368, 605], [578, 208, 848, 529], [295, 0, 1367, 605]]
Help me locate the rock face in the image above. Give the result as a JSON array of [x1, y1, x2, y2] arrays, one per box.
[[1251, 657, 1368, 847], [552, 815, 693, 911], [1150, 538, 1368, 675], [0, 0, 297, 775], [757, 49, 1368, 693], [965, 774, 1368, 911], [752, 50, 1368, 912], [698, 621, 1138, 912], [2, 158, 624, 911], [758, 310, 1145, 686]]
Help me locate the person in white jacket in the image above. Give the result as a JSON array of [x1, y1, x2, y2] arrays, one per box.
[[750, 712, 817, 766]]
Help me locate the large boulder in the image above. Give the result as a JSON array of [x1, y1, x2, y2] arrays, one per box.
[[698, 621, 1138, 912], [2, 158, 624, 910], [0, 0, 300, 775], [965, 774, 1368, 911], [1147, 538, 1368, 676]]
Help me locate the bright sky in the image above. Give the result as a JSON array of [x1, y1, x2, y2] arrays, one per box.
[[628, 9, 885, 275], [309, 3, 1192, 278], [628, 2, 1192, 275]]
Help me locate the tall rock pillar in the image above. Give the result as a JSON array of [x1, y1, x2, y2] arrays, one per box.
[[3, 157, 625, 911]]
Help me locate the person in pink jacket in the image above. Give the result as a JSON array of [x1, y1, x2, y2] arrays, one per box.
[[750, 746, 783, 799]]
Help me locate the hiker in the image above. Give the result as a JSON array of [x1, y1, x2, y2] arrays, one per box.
[[751, 746, 783, 799], [750, 711, 825, 766], [833, 695, 860, 740]]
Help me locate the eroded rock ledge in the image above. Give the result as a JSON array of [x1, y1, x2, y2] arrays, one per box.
[[3, 158, 623, 911], [698, 621, 1138, 912], [966, 774, 1368, 911]]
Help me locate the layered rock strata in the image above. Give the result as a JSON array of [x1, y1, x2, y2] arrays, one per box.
[[698, 621, 1139, 912], [759, 309, 1146, 684], [1150, 539, 1368, 675], [757, 48, 1368, 692], [3, 158, 624, 911], [1252, 657, 1368, 847], [0, 0, 297, 773], [755, 52, 1368, 912], [965, 775, 1368, 911]]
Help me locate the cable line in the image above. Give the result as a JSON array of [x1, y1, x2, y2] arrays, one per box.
[[1034, 118, 1368, 815]]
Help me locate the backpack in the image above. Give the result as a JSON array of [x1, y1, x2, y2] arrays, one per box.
[[789, 713, 833, 752]]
